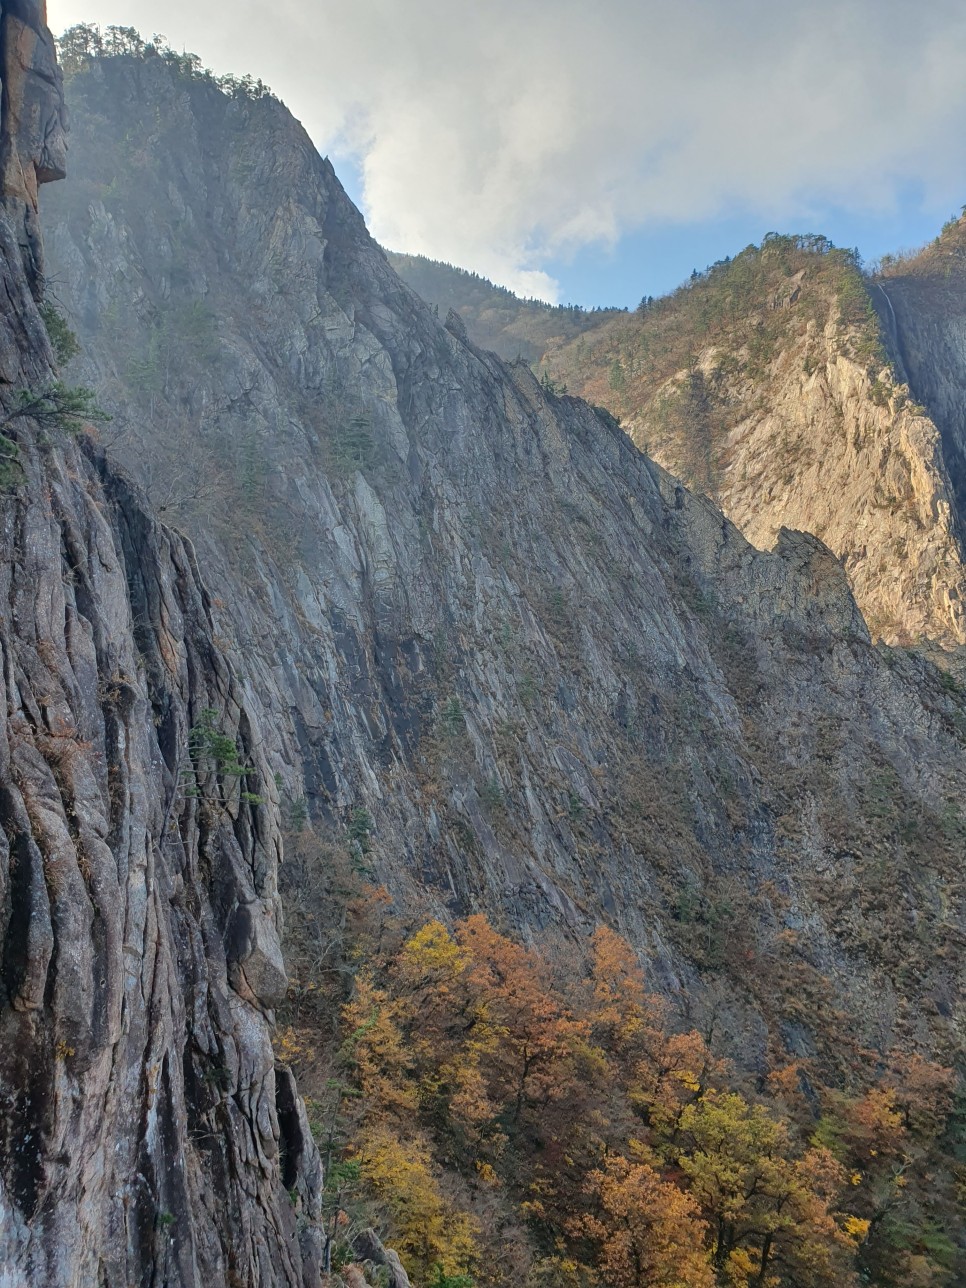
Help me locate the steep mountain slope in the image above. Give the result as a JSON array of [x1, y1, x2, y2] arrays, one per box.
[[0, 10, 323, 1285], [553, 240, 966, 652], [40, 39, 966, 1108], [385, 251, 621, 362], [396, 242, 966, 653]]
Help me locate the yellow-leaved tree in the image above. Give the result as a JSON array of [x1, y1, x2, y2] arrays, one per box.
[[676, 1092, 858, 1287], [340, 972, 417, 1122], [355, 1128, 480, 1281]]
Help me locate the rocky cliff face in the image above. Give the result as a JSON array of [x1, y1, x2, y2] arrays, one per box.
[[39, 44, 966, 1110], [874, 221, 966, 560], [0, 0, 66, 293], [621, 294, 966, 651], [0, 10, 323, 1285], [395, 243, 966, 653]]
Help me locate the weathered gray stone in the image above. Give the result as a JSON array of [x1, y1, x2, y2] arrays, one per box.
[[353, 1228, 412, 1288], [2, 34, 966, 1288], [0, 10, 323, 1284], [0, 0, 66, 294], [38, 49, 966, 1094]]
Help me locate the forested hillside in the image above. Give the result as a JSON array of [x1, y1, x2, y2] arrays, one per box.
[[277, 846, 963, 1287], [386, 252, 621, 362]]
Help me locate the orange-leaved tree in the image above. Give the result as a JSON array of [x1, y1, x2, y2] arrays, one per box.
[[570, 1152, 714, 1288], [455, 914, 590, 1129]]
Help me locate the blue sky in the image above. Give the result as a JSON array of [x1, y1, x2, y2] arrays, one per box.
[[49, 0, 966, 307], [328, 152, 959, 310], [539, 197, 958, 311]]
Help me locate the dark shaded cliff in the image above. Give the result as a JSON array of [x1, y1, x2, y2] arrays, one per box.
[[0, 0, 66, 294], [0, 9, 323, 1284], [40, 39, 966, 1120], [875, 218, 966, 550]]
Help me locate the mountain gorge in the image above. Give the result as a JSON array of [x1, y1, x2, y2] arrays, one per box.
[[876, 219, 966, 562], [40, 35, 966, 1064], [1, 16, 965, 1287], [384, 252, 621, 364]]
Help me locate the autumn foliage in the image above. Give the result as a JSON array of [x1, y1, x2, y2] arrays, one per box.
[[276, 861, 962, 1288]]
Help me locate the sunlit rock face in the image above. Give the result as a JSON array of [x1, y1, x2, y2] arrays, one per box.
[[40, 45, 966, 1117], [874, 236, 966, 580]]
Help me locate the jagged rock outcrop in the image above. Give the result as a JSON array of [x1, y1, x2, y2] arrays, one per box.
[[38, 47, 966, 1100], [352, 1229, 412, 1288], [0, 9, 322, 1284], [631, 321, 966, 649]]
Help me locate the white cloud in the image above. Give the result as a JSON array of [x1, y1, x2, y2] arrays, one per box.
[[47, 0, 966, 301]]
